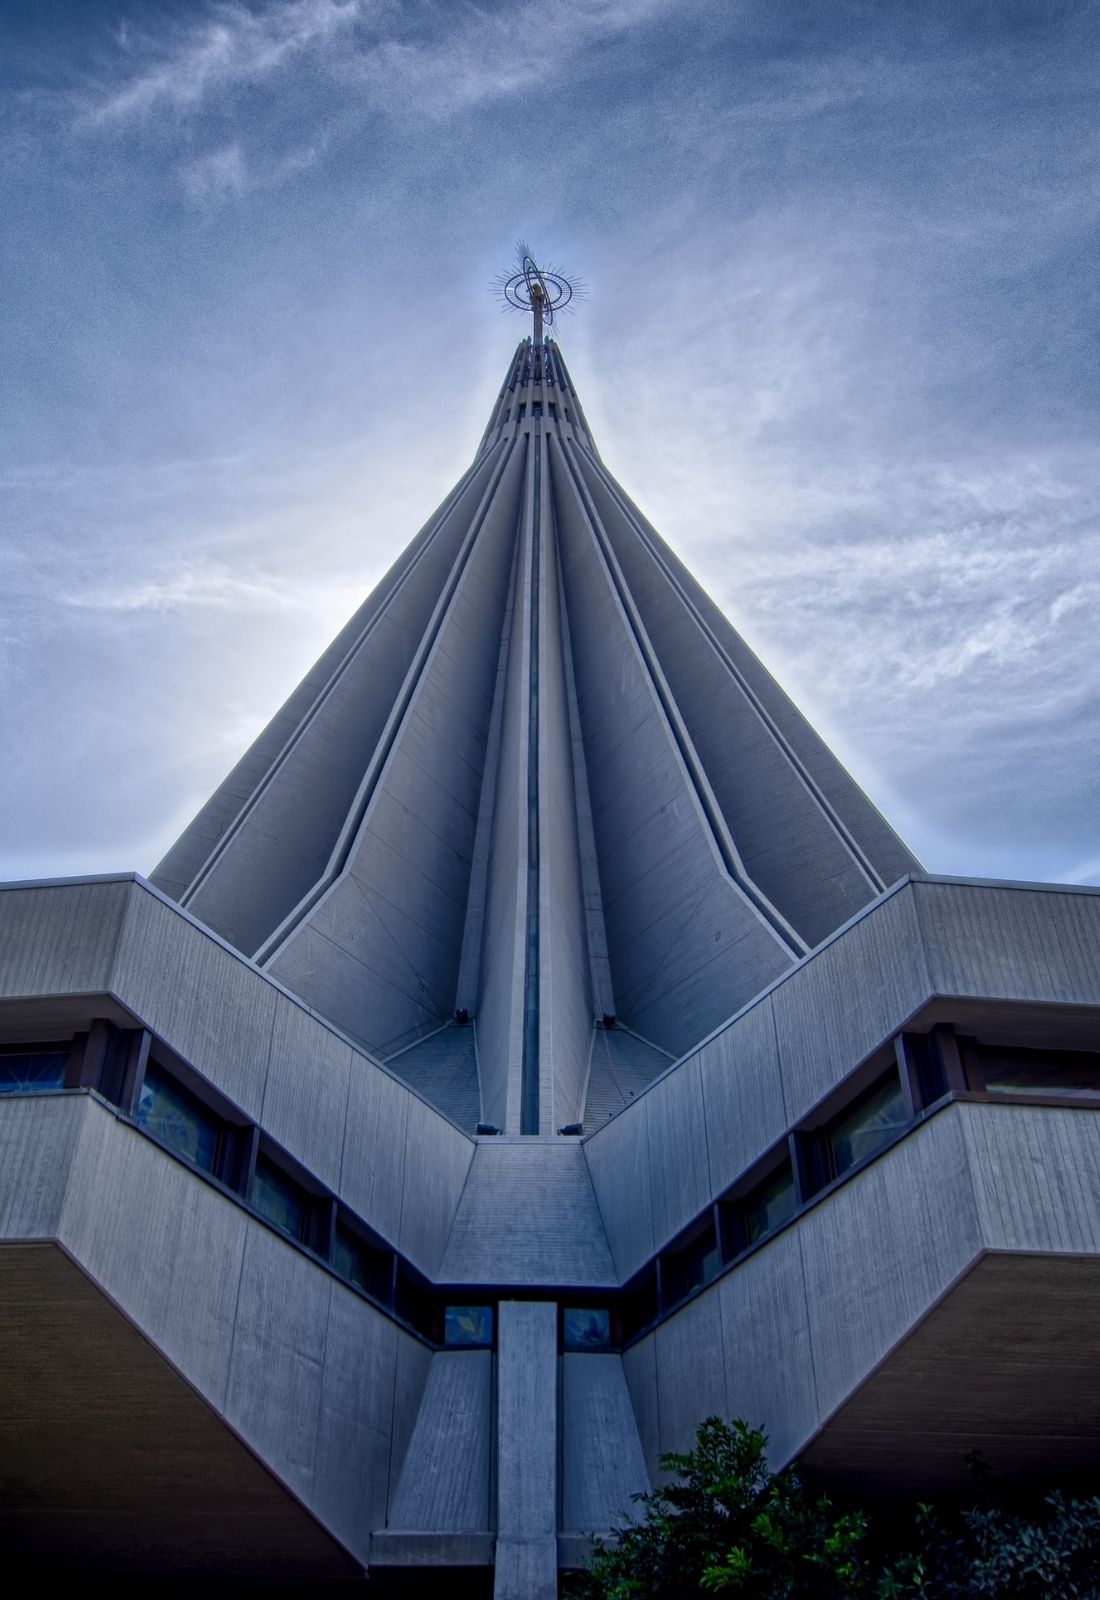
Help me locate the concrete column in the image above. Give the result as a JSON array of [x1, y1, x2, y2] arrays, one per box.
[[495, 1300, 558, 1600]]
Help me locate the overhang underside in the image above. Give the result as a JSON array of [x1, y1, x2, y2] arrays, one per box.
[[801, 1251, 1100, 1499], [0, 1243, 359, 1577]]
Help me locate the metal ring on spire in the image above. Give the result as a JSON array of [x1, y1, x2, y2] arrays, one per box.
[[494, 244, 583, 332]]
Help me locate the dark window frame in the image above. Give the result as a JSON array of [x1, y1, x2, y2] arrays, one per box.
[[249, 1137, 334, 1256]]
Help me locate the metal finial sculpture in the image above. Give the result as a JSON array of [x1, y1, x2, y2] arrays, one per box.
[[494, 241, 583, 344]]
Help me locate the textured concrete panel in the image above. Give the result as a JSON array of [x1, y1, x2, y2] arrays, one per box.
[[111, 884, 276, 1120], [223, 1225, 332, 1502], [772, 882, 929, 1124], [796, 1108, 982, 1428], [340, 1055, 412, 1252], [495, 1537, 559, 1599], [0, 879, 131, 998], [914, 879, 1100, 1005], [645, 1055, 711, 1251], [583, 1094, 654, 1282], [397, 1090, 475, 1278], [497, 1301, 557, 1537], [0, 1245, 356, 1575], [263, 994, 354, 1191], [386, 1333, 434, 1525], [717, 1228, 819, 1468], [698, 995, 787, 1197], [313, 1281, 401, 1556], [439, 1140, 615, 1287], [621, 1334, 660, 1486], [583, 1025, 672, 1128], [60, 1106, 249, 1408], [388, 1351, 493, 1531], [653, 1288, 728, 1459], [386, 1022, 481, 1132], [0, 1094, 84, 1238], [963, 1102, 1100, 1255], [561, 1354, 650, 1532]]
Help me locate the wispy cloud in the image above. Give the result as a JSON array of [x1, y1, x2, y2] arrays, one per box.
[[64, 559, 366, 619], [85, 0, 362, 125], [80, 0, 677, 130]]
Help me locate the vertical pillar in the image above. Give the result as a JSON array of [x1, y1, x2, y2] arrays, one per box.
[[495, 1300, 558, 1599]]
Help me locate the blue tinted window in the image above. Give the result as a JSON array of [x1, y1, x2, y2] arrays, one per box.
[[829, 1073, 908, 1178], [745, 1162, 797, 1243], [563, 1308, 611, 1350], [444, 1306, 493, 1348], [136, 1064, 219, 1172], [251, 1154, 307, 1240], [334, 1224, 392, 1301], [0, 1051, 67, 1094]]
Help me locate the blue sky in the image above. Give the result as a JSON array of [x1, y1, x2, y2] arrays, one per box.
[[2, 0, 1098, 889]]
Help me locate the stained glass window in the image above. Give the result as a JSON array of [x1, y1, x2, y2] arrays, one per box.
[[828, 1072, 909, 1179], [136, 1064, 220, 1173], [563, 1308, 612, 1350], [443, 1305, 493, 1348], [0, 1050, 67, 1094], [251, 1154, 307, 1240], [745, 1162, 798, 1243]]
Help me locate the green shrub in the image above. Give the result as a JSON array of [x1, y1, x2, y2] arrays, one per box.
[[565, 1417, 1100, 1600]]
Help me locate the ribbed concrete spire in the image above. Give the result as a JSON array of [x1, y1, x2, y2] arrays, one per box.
[[153, 339, 918, 1134]]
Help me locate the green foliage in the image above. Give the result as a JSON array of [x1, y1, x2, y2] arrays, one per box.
[[564, 1417, 873, 1600], [876, 1487, 1100, 1599], [564, 1417, 1100, 1600]]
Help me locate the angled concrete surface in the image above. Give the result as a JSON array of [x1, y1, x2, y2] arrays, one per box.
[[0, 1245, 358, 1575]]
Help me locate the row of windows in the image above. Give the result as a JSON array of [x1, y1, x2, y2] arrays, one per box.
[[0, 1032, 618, 1353], [3, 1019, 1097, 1350], [615, 1024, 1100, 1344]]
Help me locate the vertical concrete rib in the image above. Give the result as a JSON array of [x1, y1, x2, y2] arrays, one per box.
[[261, 441, 526, 1058], [537, 443, 596, 1132], [520, 442, 543, 1134], [495, 1301, 558, 1600], [476, 440, 534, 1131], [550, 433, 798, 1059]]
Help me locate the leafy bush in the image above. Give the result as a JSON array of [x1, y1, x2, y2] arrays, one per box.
[[564, 1417, 1100, 1599]]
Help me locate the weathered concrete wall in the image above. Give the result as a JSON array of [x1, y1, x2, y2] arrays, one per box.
[[623, 1099, 1100, 1483], [584, 877, 1100, 1278], [0, 1093, 428, 1566], [0, 877, 475, 1279]]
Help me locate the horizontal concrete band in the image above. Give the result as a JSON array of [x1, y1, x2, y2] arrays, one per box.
[[2, 873, 1099, 1295]]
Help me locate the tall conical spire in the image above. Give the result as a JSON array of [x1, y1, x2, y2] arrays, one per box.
[[153, 341, 918, 1134]]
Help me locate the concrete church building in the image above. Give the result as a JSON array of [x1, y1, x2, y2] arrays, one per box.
[[2, 323, 1099, 1593]]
